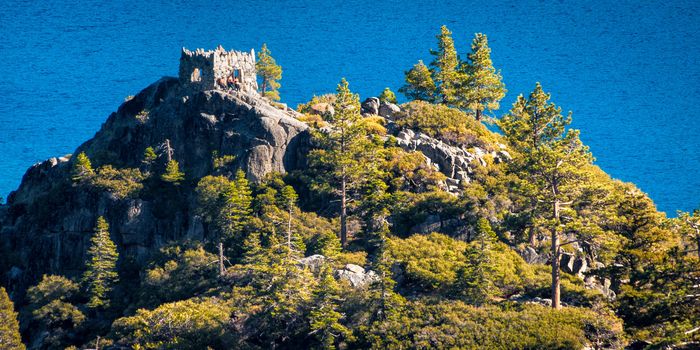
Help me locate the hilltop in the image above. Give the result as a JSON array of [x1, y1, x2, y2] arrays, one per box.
[[0, 38, 698, 350]]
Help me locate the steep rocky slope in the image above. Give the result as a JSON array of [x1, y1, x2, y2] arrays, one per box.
[[0, 77, 309, 292]]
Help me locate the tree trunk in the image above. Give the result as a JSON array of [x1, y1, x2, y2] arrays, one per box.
[[340, 174, 347, 247], [475, 109, 482, 121], [287, 205, 293, 258], [551, 199, 561, 309], [164, 139, 173, 162], [218, 242, 224, 277], [529, 226, 537, 246]]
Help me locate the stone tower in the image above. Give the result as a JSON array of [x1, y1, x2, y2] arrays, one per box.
[[178, 45, 258, 92]]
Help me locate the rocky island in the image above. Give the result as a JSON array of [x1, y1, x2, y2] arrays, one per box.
[[0, 31, 698, 350]]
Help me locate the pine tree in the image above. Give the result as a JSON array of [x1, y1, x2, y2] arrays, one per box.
[[456, 218, 497, 305], [309, 265, 354, 349], [500, 83, 593, 309], [219, 169, 253, 242], [142, 146, 157, 165], [430, 25, 461, 105], [161, 159, 185, 184], [83, 217, 119, 309], [280, 185, 302, 258], [254, 230, 315, 347], [399, 60, 437, 102], [369, 213, 404, 321], [0, 287, 25, 350], [256, 43, 283, 101], [459, 33, 506, 120], [242, 231, 265, 266], [309, 78, 374, 247], [680, 208, 700, 259], [71, 152, 95, 182], [378, 87, 397, 104]]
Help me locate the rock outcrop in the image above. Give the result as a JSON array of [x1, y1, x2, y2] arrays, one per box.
[[0, 77, 310, 292], [336, 263, 379, 288]]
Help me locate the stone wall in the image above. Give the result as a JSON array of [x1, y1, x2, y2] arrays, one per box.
[[178, 46, 258, 92]]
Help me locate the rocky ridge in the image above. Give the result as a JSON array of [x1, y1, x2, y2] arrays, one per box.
[[0, 77, 309, 291]]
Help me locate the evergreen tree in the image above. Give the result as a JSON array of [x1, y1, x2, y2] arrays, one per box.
[[456, 218, 497, 305], [256, 43, 283, 101], [0, 287, 24, 350], [680, 208, 700, 259], [83, 217, 119, 309], [430, 25, 461, 105], [378, 87, 397, 104], [309, 78, 374, 247], [251, 230, 315, 347], [459, 33, 506, 120], [280, 185, 302, 258], [399, 60, 436, 102], [71, 152, 94, 182], [161, 159, 185, 184], [242, 231, 265, 266], [309, 265, 354, 349], [219, 169, 253, 242], [27, 275, 85, 348], [500, 83, 593, 309], [369, 212, 404, 321]]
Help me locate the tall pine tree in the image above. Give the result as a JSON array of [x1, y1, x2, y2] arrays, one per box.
[[71, 152, 94, 183], [219, 169, 253, 242], [399, 60, 436, 102], [309, 265, 354, 349], [0, 287, 24, 350], [83, 216, 119, 309], [256, 43, 283, 101], [309, 78, 373, 247], [456, 218, 497, 305], [459, 33, 506, 120], [430, 25, 461, 105], [500, 83, 593, 309]]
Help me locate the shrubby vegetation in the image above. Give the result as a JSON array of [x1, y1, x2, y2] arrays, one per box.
[[395, 100, 500, 148], [7, 26, 699, 349]]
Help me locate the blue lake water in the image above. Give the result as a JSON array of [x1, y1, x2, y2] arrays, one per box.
[[1, 0, 699, 215]]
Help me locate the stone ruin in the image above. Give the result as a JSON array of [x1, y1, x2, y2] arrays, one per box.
[[178, 45, 258, 92]]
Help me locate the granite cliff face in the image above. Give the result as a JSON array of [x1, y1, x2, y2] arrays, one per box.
[[0, 76, 309, 292]]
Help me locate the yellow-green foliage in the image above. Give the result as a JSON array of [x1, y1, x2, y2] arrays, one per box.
[[71, 152, 95, 182], [334, 250, 368, 268], [526, 264, 605, 306], [388, 233, 467, 291], [396, 100, 500, 148], [110, 297, 233, 349], [26, 275, 85, 348], [161, 159, 185, 184], [256, 43, 283, 101], [296, 93, 336, 114], [384, 147, 446, 192], [378, 87, 397, 104], [0, 287, 24, 350], [91, 165, 145, 199], [365, 300, 625, 349], [141, 245, 218, 307], [211, 151, 235, 171], [388, 233, 533, 297]]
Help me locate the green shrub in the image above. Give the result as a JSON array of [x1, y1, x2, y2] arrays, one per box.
[[91, 165, 145, 199], [362, 300, 625, 349], [388, 233, 533, 298], [110, 297, 234, 349], [395, 100, 500, 148], [140, 244, 218, 307]]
